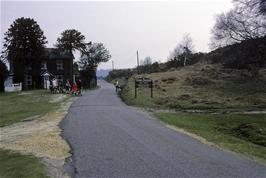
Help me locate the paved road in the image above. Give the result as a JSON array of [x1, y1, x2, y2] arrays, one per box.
[[61, 80, 266, 178]]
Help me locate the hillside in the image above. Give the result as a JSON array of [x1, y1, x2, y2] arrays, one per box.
[[107, 38, 266, 163], [121, 62, 266, 110], [117, 61, 266, 163]]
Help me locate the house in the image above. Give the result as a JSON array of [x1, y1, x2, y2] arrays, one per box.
[[9, 48, 74, 89]]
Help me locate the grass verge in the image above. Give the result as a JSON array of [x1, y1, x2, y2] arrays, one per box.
[[0, 90, 71, 177], [156, 112, 266, 164], [0, 149, 49, 178], [0, 90, 65, 127]]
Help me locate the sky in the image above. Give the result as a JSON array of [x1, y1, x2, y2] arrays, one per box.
[[1, 0, 233, 70]]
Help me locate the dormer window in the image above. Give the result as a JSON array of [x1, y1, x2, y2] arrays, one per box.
[[56, 60, 63, 70]]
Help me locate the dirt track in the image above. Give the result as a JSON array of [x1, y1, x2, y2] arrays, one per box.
[[0, 94, 75, 178]]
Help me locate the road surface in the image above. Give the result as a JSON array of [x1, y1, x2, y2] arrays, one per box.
[[60, 80, 266, 178]]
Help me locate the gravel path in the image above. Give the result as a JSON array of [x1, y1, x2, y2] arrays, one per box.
[[61, 80, 266, 178]]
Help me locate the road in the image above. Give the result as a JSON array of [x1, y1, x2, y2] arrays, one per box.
[[60, 80, 266, 178]]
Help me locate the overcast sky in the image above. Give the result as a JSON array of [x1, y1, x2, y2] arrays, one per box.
[[1, 0, 233, 70]]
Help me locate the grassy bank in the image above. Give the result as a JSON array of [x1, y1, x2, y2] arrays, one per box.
[[121, 63, 266, 110], [156, 112, 266, 163], [0, 90, 67, 127], [0, 149, 48, 178]]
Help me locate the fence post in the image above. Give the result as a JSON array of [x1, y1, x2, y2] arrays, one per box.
[[135, 80, 137, 98], [151, 81, 153, 98]]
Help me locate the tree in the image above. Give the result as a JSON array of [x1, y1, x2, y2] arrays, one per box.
[[234, 0, 266, 15], [141, 56, 153, 66], [259, 0, 266, 14], [73, 62, 80, 76], [211, 0, 266, 49], [79, 43, 111, 70], [79, 43, 111, 88], [55, 29, 86, 53], [0, 60, 8, 92], [169, 34, 194, 66], [1, 17, 47, 64]]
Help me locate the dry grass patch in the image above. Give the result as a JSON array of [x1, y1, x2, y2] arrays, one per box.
[[121, 62, 266, 110]]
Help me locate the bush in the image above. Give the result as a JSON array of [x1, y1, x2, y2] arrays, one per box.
[[209, 36, 266, 70], [106, 69, 134, 81], [165, 52, 205, 70]]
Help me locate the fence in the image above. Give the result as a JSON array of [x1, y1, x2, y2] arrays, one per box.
[[4, 83, 22, 92]]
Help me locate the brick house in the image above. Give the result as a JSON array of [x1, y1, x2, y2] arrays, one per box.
[[9, 48, 74, 89]]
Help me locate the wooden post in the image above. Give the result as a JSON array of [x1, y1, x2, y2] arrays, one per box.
[[135, 80, 137, 98], [151, 81, 153, 98]]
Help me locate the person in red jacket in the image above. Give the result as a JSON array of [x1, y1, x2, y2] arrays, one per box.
[[71, 82, 78, 96]]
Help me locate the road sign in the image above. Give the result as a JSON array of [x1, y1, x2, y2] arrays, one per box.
[[135, 77, 153, 98]]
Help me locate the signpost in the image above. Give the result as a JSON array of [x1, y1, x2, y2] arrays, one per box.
[[135, 77, 153, 98]]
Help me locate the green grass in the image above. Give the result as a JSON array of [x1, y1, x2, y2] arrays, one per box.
[[0, 90, 66, 127], [156, 112, 266, 163], [0, 149, 49, 178]]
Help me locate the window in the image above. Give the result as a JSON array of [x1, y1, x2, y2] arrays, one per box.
[[26, 65, 32, 71], [56, 60, 63, 70], [41, 61, 47, 70]]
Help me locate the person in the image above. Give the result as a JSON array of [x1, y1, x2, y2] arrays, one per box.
[[52, 78, 58, 93], [71, 82, 78, 96], [59, 80, 64, 93], [76, 79, 82, 96], [115, 80, 119, 92], [46, 79, 50, 90], [49, 79, 53, 93], [65, 79, 71, 94]]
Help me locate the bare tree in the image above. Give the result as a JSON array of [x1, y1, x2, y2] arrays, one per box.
[[169, 34, 194, 66], [141, 56, 153, 66], [259, 0, 266, 14], [210, 0, 266, 49], [234, 0, 266, 14]]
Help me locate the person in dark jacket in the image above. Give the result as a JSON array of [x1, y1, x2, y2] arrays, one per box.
[[65, 79, 71, 94], [76, 79, 82, 96], [49, 79, 53, 93]]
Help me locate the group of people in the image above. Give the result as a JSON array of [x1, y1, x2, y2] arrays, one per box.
[[48, 78, 82, 96]]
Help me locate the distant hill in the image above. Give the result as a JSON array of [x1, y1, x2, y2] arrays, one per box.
[[97, 69, 111, 78]]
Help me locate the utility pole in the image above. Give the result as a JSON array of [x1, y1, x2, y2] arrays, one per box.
[[137, 50, 140, 74], [112, 60, 114, 70]]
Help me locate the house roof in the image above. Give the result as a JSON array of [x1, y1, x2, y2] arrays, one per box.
[[44, 48, 74, 60], [41, 70, 53, 76]]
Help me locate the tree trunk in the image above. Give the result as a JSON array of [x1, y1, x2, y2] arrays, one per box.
[[0, 79, 5, 92]]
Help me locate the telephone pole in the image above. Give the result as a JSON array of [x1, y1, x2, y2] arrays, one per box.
[[137, 50, 140, 74], [112, 60, 114, 70]]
